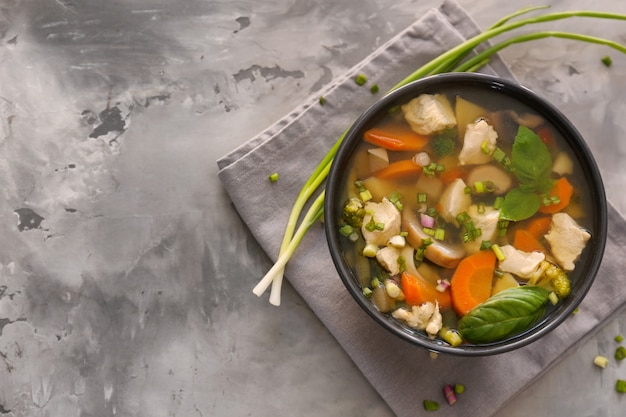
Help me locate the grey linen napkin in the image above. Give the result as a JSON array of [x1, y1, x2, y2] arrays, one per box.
[[217, 1, 626, 416]]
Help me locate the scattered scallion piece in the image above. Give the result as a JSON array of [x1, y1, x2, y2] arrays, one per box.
[[319, 96, 327, 106], [602, 55, 613, 67], [615, 335, 624, 343], [454, 384, 465, 395], [615, 346, 626, 361], [548, 291, 559, 305], [491, 244, 506, 261], [363, 243, 378, 258], [253, 6, 626, 305], [355, 73, 368, 86], [593, 355, 609, 369], [268, 172, 279, 182], [370, 84, 380, 94], [439, 327, 462, 346], [423, 400, 440, 411], [616, 379, 626, 393]]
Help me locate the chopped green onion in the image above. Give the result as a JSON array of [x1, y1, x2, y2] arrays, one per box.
[[371, 277, 381, 288], [400, 231, 408, 237], [268, 172, 279, 182], [616, 379, 626, 393], [492, 147, 506, 162], [434, 228, 446, 241], [415, 247, 426, 261], [319, 96, 326, 106], [494, 196, 504, 210], [549, 291, 559, 305], [615, 346, 626, 361], [423, 400, 440, 411], [365, 217, 376, 232], [397, 255, 407, 272], [422, 238, 433, 247], [417, 192, 428, 203], [454, 384, 465, 395], [474, 181, 486, 193], [375, 222, 385, 231], [480, 240, 492, 250], [602, 55, 613, 67], [480, 140, 492, 155], [362, 243, 378, 258], [423, 227, 435, 236], [615, 335, 624, 343], [339, 224, 354, 237], [491, 244, 505, 261], [593, 355, 609, 369], [426, 207, 438, 218], [370, 84, 379, 94], [359, 189, 372, 202], [477, 202, 486, 214], [385, 279, 402, 298], [464, 186, 472, 195], [494, 268, 504, 278], [572, 307, 579, 315], [355, 73, 368, 86], [362, 287, 373, 298], [439, 328, 462, 347]]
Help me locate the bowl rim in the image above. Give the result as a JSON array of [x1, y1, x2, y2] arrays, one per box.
[[324, 72, 608, 356]]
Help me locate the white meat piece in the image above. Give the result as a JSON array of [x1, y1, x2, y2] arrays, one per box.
[[376, 246, 402, 276], [401, 94, 456, 135], [498, 244, 546, 280], [458, 119, 498, 165], [464, 204, 501, 254], [361, 198, 401, 246], [392, 301, 442, 337], [438, 178, 472, 225], [544, 212, 591, 271]]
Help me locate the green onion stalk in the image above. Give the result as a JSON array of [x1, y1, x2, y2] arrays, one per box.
[[254, 6, 626, 306]]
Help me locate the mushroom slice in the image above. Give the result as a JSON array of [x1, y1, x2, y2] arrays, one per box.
[[402, 207, 465, 269]]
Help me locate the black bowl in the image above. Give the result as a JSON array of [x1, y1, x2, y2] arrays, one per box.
[[324, 73, 607, 356]]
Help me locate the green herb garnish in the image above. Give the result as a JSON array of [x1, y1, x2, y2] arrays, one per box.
[[499, 126, 554, 221]]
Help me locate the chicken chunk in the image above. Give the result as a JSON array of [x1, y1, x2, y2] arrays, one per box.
[[392, 301, 442, 338], [376, 246, 403, 276], [458, 119, 498, 165], [361, 198, 401, 246], [439, 178, 472, 225], [401, 94, 456, 135], [498, 245, 546, 279], [464, 204, 501, 254], [544, 212, 591, 271]]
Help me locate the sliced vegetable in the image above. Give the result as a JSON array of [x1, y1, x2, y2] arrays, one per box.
[[616, 379, 626, 394], [615, 346, 626, 361], [525, 215, 552, 239], [401, 272, 452, 310], [457, 286, 550, 343], [450, 250, 497, 316], [538, 176, 574, 213], [513, 229, 546, 253], [371, 159, 422, 180], [423, 400, 440, 411], [364, 125, 429, 151]]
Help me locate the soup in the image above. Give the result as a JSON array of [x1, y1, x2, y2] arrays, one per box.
[[336, 85, 595, 346]]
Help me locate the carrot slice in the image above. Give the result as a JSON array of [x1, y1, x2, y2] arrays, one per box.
[[400, 272, 451, 310], [372, 159, 422, 181], [513, 229, 546, 253], [450, 250, 496, 316], [525, 215, 552, 239], [538, 176, 574, 214], [364, 125, 429, 151]]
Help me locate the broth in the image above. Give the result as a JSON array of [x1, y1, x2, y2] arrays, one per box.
[[337, 85, 594, 345]]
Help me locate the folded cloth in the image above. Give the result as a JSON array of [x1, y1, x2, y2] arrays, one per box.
[[217, 1, 626, 416]]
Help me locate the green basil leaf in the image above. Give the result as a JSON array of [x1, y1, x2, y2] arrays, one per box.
[[458, 286, 550, 343], [499, 188, 541, 221], [511, 126, 553, 191]]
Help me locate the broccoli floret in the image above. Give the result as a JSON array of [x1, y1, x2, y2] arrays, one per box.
[[432, 129, 457, 157], [535, 261, 571, 299], [343, 198, 366, 228]]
